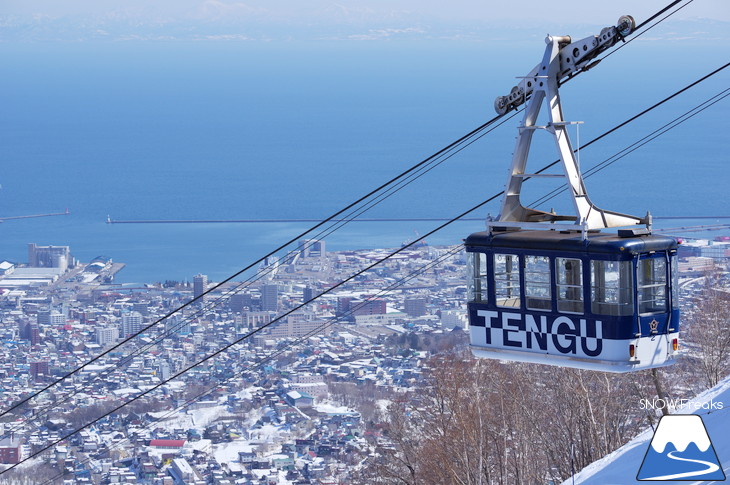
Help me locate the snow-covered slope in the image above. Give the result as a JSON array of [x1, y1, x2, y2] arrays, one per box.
[[562, 375, 730, 484]]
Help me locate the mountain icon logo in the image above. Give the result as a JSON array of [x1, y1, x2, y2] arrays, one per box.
[[637, 414, 725, 481]]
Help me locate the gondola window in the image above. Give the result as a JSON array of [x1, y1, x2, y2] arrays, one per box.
[[638, 257, 668, 314], [525, 255, 551, 311], [592, 260, 634, 316], [467, 252, 489, 303], [556, 258, 583, 314], [494, 253, 521, 308]]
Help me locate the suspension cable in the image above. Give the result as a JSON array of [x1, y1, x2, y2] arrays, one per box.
[[1, 204, 486, 475], [0, 109, 521, 444], [524, 62, 730, 185], [34, 245, 464, 485], [2, 0, 710, 463], [601, 0, 694, 62], [529, 76, 730, 207], [5, 0, 696, 421], [0, 109, 512, 420]]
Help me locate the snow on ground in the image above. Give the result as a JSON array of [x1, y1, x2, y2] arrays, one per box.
[[249, 468, 295, 484], [290, 405, 310, 420], [375, 399, 392, 412], [249, 423, 290, 442], [189, 405, 234, 429], [162, 381, 186, 392], [81, 273, 99, 283], [146, 404, 236, 434], [314, 402, 358, 415], [213, 439, 254, 464], [147, 410, 196, 432], [147, 410, 176, 420], [235, 387, 256, 400], [4, 454, 46, 472], [189, 439, 212, 454], [276, 468, 295, 484], [563, 375, 730, 484]]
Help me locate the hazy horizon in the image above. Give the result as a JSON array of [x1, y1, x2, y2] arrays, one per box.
[[2, 0, 729, 43]]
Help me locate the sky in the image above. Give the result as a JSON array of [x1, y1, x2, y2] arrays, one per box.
[[2, 0, 729, 42]]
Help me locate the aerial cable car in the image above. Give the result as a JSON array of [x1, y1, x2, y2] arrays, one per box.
[[466, 16, 679, 372]]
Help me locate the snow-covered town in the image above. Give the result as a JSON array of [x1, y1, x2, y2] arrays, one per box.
[[0, 239, 471, 484], [0, 235, 728, 483]]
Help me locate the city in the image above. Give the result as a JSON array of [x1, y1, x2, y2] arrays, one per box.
[[0, 235, 728, 484]]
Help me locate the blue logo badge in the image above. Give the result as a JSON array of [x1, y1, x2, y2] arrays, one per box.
[[637, 414, 725, 481]]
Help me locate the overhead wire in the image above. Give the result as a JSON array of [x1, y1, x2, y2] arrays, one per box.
[[4, 0, 712, 454], [0, 111, 519, 437], [526, 62, 730, 185], [635, 0, 689, 30], [0, 108, 523, 444], [655, 224, 730, 234], [530, 85, 730, 207], [3, 0, 716, 469], [25, 65, 727, 438], [600, 0, 694, 62], [34, 245, 465, 485], [2, 208, 483, 475], [7, 21, 704, 454], [0, 128, 522, 459], [581, 91, 729, 179], [38, 63, 725, 456], [4, 0, 695, 422], [0, 106, 516, 422]]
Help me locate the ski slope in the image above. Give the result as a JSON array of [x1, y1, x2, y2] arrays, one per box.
[[562, 374, 730, 484]]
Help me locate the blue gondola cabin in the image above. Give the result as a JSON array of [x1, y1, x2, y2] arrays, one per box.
[[466, 228, 679, 372]]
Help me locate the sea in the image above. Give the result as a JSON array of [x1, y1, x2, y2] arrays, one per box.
[[1, 39, 728, 284]]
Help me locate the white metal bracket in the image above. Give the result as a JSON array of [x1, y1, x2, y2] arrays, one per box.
[[494, 28, 649, 235]]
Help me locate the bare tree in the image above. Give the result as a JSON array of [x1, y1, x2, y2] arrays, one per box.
[[358, 353, 652, 484], [684, 272, 730, 388], [0, 462, 59, 484]]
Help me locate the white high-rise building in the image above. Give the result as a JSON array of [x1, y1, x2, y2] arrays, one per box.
[[37, 310, 65, 326], [299, 239, 326, 259], [159, 361, 171, 381], [96, 326, 120, 345], [235, 311, 276, 331], [121, 312, 144, 338]]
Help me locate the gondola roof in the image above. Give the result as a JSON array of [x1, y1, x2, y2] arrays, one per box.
[[465, 229, 677, 256]]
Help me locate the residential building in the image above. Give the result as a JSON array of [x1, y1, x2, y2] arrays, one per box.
[[29, 361, 49, 381], [404, 297, 428, 317], [95, 326, 119, 345], [0, 437, 22, 464], [351, 299, 386, 316], [121, 311, 143, 338]]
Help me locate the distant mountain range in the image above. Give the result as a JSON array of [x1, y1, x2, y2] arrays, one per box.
[[1, 11, 728, 43]]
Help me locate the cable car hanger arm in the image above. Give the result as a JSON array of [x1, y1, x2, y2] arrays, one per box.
[[494, 15, 636, 115], [492, 15, 651, 235]]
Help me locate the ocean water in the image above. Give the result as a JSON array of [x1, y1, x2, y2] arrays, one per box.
[[1, 40, 728, 283]]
